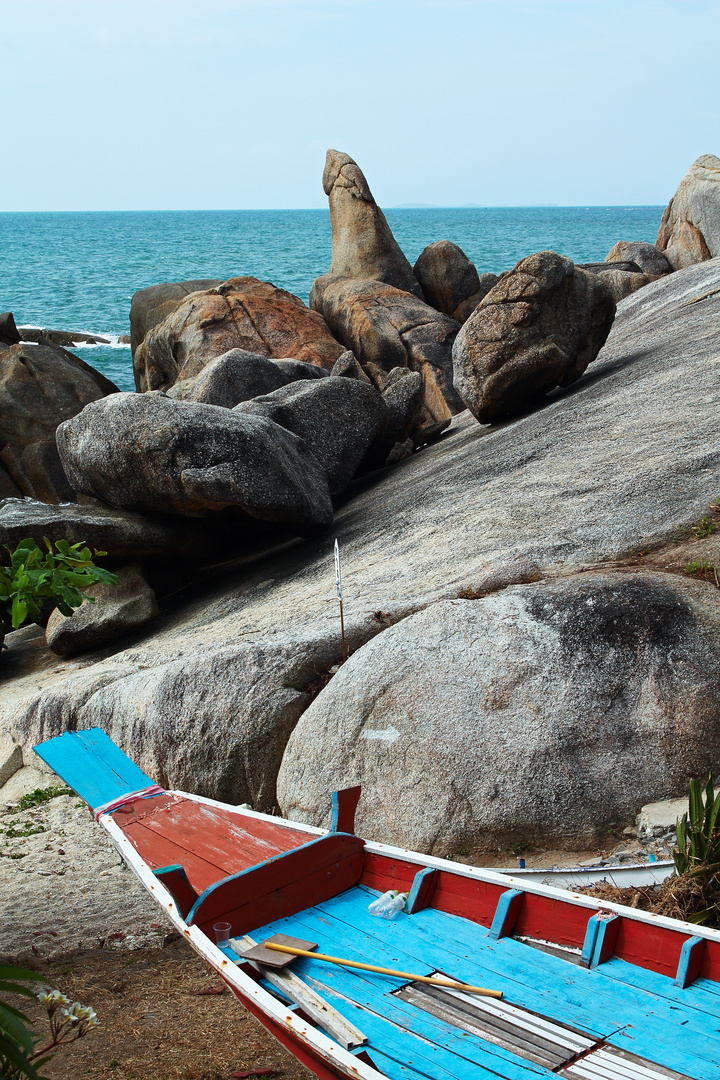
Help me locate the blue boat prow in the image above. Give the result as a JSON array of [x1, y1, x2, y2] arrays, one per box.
[[34, 728, 158, 810]]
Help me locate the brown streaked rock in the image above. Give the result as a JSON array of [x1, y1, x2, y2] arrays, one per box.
[[656, 154, 720, 269], [453, 251, 615, 423], [319, 278, 463, 422], [310, 149, 422, 309], [134, 277, 344, 393]]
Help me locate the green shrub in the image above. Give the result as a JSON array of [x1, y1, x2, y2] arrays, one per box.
[[0, 539, 117, 636], [674, 775, 720, 874]]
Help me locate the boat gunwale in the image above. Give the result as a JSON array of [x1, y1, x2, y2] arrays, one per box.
[[102, 813, 384, 1080], [171, 789, 720, 948]]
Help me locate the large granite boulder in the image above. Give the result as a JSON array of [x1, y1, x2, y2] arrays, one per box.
[[578, 261, 651, 303], [0, 341, 118, 503], [451, 273, 499, 325], [413, 241, 481, 319], [45, 563, 159, 658], [0, 499, 215, 564], [606, 242, 672, 278], [310, 150, 422, 308], [166, 350, 331, 409], [656, 154, 720, 269], [236, 377, 388, 495], [56, 392, 334, 530], [453, 251, 616, 423], [129, 279, 222, 359], [134, 277, 344, 394], [166, 349, 290, 407], [277, 572, 720, 853], [3, 260, 720, 837], [318, 279, 463, 422]]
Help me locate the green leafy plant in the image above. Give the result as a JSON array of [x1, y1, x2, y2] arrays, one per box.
[[0, 538, 117, 636], [0, 969, 99, 1079], [0, 965, 48, 1079], [692, 517, 719, 539], [685, 560, 715, 576], [672, 775, 720, 924], [11, 788, 74, 813], [674, 775, 720, 874]]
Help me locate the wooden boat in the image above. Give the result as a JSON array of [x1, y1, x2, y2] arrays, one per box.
[[36, 728, 720, 1080]]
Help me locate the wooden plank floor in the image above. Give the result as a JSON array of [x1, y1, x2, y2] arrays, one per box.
[[240, 885, 720, 1080]]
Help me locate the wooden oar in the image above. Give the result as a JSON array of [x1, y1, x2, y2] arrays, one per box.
[[264, 942, 503, 998]]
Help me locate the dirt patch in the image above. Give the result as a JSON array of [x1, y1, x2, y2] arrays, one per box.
[[15, 939, 313, 1080]]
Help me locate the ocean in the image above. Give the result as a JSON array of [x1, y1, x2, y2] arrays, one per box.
[[0, 206, 663, 392]]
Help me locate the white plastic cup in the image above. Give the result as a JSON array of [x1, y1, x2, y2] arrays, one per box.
[[213, 921, 231, 947]]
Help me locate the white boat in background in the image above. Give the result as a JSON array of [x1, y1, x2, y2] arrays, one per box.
[[500, 859, 674, 890]]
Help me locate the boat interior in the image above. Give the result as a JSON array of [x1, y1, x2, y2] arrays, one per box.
[[35, 729, 720, 1080]]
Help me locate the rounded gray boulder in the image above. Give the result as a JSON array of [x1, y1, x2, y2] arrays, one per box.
[[235, 376, 388, 495], [56, 392, 334, 529], [278, 572, 720, 855]]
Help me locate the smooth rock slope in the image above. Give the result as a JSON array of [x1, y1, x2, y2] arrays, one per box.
[[2, 260, 720, 830]]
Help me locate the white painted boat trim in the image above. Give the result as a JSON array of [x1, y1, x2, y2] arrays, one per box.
[[173, 789, 720, 946], [102, 815, 383, 1080]]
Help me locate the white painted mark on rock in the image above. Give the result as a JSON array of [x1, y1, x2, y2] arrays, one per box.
[[361, 728, 401, 744]]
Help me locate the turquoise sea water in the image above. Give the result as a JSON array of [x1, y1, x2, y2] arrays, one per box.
[[1, 207, 663, 392]]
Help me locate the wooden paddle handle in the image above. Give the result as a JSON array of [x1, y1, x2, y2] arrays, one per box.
[[264, 942, 503, 998]]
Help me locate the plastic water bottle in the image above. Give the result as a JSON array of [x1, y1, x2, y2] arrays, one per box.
[[368, 890, 407, 919]]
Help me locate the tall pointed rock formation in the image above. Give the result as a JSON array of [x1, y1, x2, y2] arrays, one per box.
[[310, 150, 423, 309]]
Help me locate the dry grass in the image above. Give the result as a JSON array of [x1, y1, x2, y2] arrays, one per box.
[[580, 869, 720, 927], [16, 939, 314, 1080]]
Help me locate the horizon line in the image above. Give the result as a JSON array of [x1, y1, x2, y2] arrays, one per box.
[[0, 204, 667, 214]]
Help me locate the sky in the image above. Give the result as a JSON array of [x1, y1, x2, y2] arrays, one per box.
[[0, 0, 718, 210]]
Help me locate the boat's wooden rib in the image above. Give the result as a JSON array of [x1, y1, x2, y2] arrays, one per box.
[[33, 729, 720, 1080]]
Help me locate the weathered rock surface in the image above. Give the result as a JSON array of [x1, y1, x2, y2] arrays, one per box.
[[582, 266, 651, 303], [2, 260, 720, 835], [606, 242, 672, 278], [134, 277, 344, 394], [45, 563, 159, 658], [166, 351, 331, 409], [362, 367, 424, 469], [272, 359, 329, 383], [278, 572, 720, 853], [129, 278, 223, 360], [166, 349, 289, 408], [413, 240, 481, 318], [452, 273, 499, 324], [0, 465, 21, 500], [56, 392, 334, 529], [0, 733, 22, 788], [0, 498, 215, 564], [0, 313, 21, 347], [0, 341, 118, 503], [657, 154, 720, 269], [236, 377, 388, 495], [318, 279, 463, 422], [19, 329, 110, 347], [330, 350, 372, 383], [453, 251, 616, 423], [310, 150, 422, 308]]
